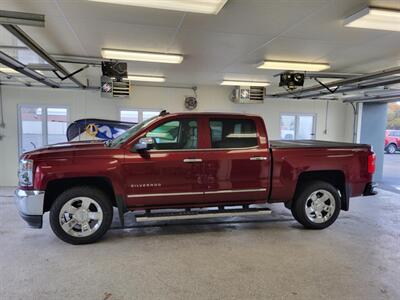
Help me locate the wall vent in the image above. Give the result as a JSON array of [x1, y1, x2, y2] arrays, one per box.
[[231, 86, 265, 103], [101, 76, 130, 98]]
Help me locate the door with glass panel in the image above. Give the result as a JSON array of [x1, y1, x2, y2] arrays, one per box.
[[123, 117, 206, 207], [280, 114, 316, 140], [202, 117, 270, 203], [120, 109, 160, 123], [19, 105, 69, 154]]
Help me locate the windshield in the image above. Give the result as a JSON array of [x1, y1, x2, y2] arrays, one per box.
[[109, 116, 159, 147]]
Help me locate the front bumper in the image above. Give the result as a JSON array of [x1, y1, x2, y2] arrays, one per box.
[[15, 189, 44, 228]]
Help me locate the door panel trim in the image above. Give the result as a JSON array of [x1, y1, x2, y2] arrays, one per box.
[[127, 192, 203, 198], [145, 146, 260, 152], [204, 188, 266, 194], [127, 188, 267, 198]]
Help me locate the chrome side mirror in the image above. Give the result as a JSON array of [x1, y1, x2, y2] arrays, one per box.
[[134, 137, 154, 151]]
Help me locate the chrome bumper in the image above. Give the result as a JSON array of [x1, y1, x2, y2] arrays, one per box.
[[15, 189, 45, 228]]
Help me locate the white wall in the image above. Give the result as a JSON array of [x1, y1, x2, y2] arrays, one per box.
[[0, 85, 353, 186]]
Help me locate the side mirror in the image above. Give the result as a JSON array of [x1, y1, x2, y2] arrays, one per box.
[[134, 137, 154, 151]]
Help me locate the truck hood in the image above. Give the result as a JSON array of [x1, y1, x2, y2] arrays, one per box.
[[22, 141, 107, 159]]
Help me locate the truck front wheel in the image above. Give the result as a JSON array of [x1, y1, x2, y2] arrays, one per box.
[[49, 186, 113, 245], [291, 181, 341, 229]]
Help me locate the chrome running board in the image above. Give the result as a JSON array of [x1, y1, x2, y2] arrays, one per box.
[[135, 206, 272, 222]]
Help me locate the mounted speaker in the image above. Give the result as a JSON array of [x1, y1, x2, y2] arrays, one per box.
[[101, 61, 127, 80]]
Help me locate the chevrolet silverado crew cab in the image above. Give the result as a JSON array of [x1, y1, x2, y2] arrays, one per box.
[[15, 111, 376, 244]]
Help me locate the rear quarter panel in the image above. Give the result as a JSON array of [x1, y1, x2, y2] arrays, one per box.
[[269, 146, 372, 202]]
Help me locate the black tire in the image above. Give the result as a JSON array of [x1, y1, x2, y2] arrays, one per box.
[[50, 186, 113, 245], [291, 181, 341, 229], [386, 144, 397, 154]]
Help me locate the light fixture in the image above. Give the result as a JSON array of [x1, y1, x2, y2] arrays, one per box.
[[221, 80, 270, 87], [257, 60, 330, 71], [127, 75, 165, 82], [88, 0, 228, 14], [344, 7, 400, 32], [101, 49, 183, 64]]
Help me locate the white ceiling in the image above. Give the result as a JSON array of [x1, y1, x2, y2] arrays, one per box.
[[0, 0, 399, 90]]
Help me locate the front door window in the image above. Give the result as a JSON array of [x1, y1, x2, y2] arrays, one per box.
[[146, 119, 198, 150]]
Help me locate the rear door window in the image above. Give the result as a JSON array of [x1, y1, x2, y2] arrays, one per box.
[[209, 118, 258, 148]]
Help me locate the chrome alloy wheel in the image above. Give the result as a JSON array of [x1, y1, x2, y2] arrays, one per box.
[[305, 189, 336, 224], [59, 197, 104, 237]]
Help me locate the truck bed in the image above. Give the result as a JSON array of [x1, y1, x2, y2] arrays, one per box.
[[270, 140, 370, 149]]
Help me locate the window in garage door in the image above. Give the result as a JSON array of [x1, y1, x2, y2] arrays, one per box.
[[120, 109, 160, 123], [18, 105, 69, 154], [280, 114, 316, 140]]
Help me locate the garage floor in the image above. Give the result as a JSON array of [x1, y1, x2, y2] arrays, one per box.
[[0, 187, 399, 300], [381, 154, 400, 195]]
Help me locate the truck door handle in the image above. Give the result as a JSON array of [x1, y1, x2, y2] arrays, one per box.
[[250, 157, 268, 161], [183, 158, 203, 163]]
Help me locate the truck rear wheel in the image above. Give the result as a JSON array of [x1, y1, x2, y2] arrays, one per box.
[[49, 186, 113, 245], [291, 181, 341, 229]]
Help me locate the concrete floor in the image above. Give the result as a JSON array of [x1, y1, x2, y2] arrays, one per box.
[[381, 153, 400, 194], [0, 187, 399, 300]]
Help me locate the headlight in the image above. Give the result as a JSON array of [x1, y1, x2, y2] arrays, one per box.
[[18, 159, 33, 187]]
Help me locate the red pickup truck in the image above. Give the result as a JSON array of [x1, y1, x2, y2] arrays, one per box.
[[384, 130, 400, 154], [15, 112, 376, 244]]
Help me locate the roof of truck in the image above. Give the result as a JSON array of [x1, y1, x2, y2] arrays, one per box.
[[162, 112, 261, 118]]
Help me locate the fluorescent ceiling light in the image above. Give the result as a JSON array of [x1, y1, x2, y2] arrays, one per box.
[[88, 0, 228, 14], [221, 80, 270, 87], [344, 7, 400, 32], [257, 60, 330, 71], [127, 75, 165, 82], [101, 49, 183, 64]]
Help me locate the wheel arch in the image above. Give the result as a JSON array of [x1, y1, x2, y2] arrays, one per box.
[[287, 170, 349, 211], [43, 176, 117, 213], [386, 143, 397, 151]]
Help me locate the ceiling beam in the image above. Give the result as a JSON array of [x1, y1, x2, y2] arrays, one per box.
[[0, 10, 45, 27], [0, 51, 59, 88], [304, 77, 400, 99], [343, 94, 400, 103], [273, 71, 364, 79], [270, 66, 400, 98], [2, 24, 86, 88], [51, 54, 105, 65]]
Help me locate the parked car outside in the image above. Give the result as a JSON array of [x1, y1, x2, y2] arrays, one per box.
[[385, 130, 400, 154]]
